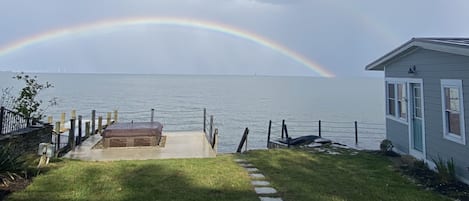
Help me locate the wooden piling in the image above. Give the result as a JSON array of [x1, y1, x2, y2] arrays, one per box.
[[203, 108, 206, 133], [91, 110, 96, 134], [236, 128, 249, 153], [71, 110, 76, 120], [60, 112, 66, 130], [48, 116, 53, 124], [209, 115, 214, 142], [85, 121, 90, 137], [213, 128, 218, 154], [284, 124, 290, 148], [151, 108, 155, 122], [77, 115, 82, 145], [281, 119, 285, 138], [355, 121, 358, 144], [98, 116, 103, 134], [69, 119, 76, 151], [211, 128, 218, 149], [106, 112, 111, 126], [319, 120, 322, 137], [267, 120, 272, 148], [114, 110, 118, 122], [55, 121, 61, 154]]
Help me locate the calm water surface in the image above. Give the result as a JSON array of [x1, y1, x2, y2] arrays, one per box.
[[0, 72, 385, 152]]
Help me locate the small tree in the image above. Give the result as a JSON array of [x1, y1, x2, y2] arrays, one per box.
[[11, 73, 56, 120]]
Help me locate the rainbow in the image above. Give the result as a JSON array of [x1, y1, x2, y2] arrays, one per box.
[[0, 17, 336, 77]]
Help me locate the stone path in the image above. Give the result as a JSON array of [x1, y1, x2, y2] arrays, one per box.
[[234, 159, 283, 201]]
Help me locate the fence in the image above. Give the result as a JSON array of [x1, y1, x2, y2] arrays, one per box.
[[0, 106, 31, 135], [267, 119, 386, 148]]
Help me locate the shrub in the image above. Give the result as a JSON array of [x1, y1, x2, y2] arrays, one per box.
[[379, 139, 396, 156], [0, 144, 26, 185], [433, 156, 456, 184]]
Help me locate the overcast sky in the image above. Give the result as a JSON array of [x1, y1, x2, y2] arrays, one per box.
[[0, 0, 468, 77]]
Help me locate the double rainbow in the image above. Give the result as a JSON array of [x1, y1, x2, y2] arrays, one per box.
[[0, 17, 336, 77]]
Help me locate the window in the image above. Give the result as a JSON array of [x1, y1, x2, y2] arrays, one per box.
[[441, 79, 466, 145], [386, 81, 407, 121]]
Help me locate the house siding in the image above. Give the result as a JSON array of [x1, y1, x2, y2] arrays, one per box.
[[385, 48, 469, 182], [386, 119, 409, 153]]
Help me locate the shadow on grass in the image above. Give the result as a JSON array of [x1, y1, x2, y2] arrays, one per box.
[[6, 158, 258, 201], [243, 149, 450, 201]]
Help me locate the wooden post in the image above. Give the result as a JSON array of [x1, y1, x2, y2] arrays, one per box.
[[91, 110, 96, 134], [284, 124, 290, 148], [60, 112, 66, 129], [267, 120, 272, 148], [209, 115, 214, 142], [213, 128, 218, 153], [319, 120, 322, 137], [54, 121, 61, 153], [77, 115, 82, 145], [98, 116, 103, 134], [203, 108, 206, 133], [69, 119, 76, 151], [236, 128, 249, 153], [85, 121, 90, 137], [0, 106, 4, 135], [151, 108, 155, 122], [48, 116, 53, 124], [114, 110, 118, 123], [281, 119, 285, 138], [71, 110, 76, 120], [211, 128, 218, 148], [355, 121, 358, 144], [106, 112, 111, 126]]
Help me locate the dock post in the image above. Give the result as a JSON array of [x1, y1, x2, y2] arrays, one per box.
[[114, 110, 118, 123], [281, 119, 285, 138], [355, 121, 358, 144], [213, 128, 218, 153], [98, 116, 103, 134], [209, 115, 214, 142], [85, 121, 90, 138], [60, 112, 66, 130], [71, 110, 76, 120], [48, 116, 53, 124], [319, 120, 322, 137], [236, 128, 249, 153], [78, 115, 82, 145], [91, 110, 96, 134], [211, 128, 218, 148], [106, 112, 111, 126], [267, 120, 272, 148], [54, 121, 61, 154], [151, 108, 155, 122], [284, 124, 290, 148], [203, 108, 206, 133], [69, 119, 76, 151]]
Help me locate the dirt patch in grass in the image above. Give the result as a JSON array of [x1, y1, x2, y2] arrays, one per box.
[[0, 175, 31, 201]]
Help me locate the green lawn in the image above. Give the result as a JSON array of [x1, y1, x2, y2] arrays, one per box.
[[6, 155, 259, 201], [241, 148, 450, 201]]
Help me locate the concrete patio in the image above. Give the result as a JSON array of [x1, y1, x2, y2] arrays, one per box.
[[63, 131, 216, 161]]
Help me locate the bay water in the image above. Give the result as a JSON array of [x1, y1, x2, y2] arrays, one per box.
[[0, 72, 385, 153]]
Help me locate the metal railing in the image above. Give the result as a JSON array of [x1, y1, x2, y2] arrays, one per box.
[[0, 106, 31, 135]]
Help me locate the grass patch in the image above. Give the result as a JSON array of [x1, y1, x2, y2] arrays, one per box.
[[242, 148, 450, 201], [6, 155, 258, 201]]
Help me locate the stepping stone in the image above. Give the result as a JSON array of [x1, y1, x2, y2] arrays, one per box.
[[255, 187, 277, 194], [251, 180, 270, 186], [250, 173, 265, 179], [234, 159, 247, 163], [245, 167, 259, 172], [239, 163, 255, 168], [259, 197, 283, 201]]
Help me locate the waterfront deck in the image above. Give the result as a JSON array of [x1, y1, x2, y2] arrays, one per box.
[[63, 131, 216, 161]]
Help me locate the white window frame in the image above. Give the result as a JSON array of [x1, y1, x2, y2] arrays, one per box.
[[440, 79, 466, 145], [385, 78, 408, 124]]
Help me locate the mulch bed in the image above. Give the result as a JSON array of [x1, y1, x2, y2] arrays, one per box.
[[0, 176, 31, 201], [389, 154, 469, 201]]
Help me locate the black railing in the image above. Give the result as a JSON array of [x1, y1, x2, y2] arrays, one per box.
[[0, 106, 31, 135]]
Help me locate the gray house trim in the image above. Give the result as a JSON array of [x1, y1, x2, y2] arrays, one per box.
[[366, 38, 469, 71]]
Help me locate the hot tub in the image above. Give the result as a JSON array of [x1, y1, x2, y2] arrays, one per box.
[[102, 122, 163, 148]]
